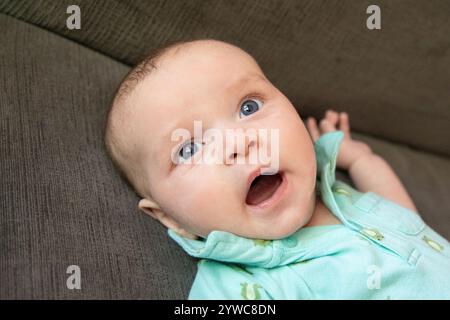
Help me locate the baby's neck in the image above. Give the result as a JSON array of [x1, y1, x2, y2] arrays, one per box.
[[304, 196, 342, 227]]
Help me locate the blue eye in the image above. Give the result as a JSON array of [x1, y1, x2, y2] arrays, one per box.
[[177, 140, 203, 163], [239, 98, 263, 118]]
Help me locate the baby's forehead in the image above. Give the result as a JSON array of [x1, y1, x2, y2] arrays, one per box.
[[134, 54, 262, 119]]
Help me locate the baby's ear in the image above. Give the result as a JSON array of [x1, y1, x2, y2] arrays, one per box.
[[138, 198, 199, 240], [138, 198, 161, 219]]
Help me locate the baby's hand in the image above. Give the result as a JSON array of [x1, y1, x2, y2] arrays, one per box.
[[306, 110, 373, 170]]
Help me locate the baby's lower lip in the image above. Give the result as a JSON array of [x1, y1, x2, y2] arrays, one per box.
[[247, 172, 289, 212]]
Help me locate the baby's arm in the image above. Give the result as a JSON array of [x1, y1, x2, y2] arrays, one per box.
[[307, 110, 418, 213], [347, 148, 418, 213]]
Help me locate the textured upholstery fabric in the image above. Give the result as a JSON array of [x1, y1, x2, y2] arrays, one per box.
[[0, 1, 449, 299], [1, 0, 450, 157], [0, 13, 196, 299]]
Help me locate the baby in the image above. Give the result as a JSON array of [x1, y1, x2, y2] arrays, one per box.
[[104, 39, 450, 299]]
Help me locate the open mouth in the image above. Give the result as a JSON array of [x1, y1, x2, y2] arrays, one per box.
[[245, 172, 283, 206]]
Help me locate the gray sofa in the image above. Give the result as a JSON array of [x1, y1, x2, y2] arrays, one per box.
[[1, 0, 449, 299]]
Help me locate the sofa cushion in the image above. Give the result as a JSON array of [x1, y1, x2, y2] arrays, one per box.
[[0, 13, 196, 299], [1, 0, 450, 157], [1, 6, 450, 299]]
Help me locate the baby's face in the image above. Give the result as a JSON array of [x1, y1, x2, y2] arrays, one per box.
[[130, 41, 317, 239]]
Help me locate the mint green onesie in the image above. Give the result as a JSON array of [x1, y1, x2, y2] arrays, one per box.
[[168, 131, 450, 299]]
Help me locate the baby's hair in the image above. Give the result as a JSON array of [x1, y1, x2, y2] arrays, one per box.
[[104, 38, 215, 198], [112, 39, 187, 107]]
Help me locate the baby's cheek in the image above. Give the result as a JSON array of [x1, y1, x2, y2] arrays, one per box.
[[192, 183, 223, 207], [173, 176, 216, 207]]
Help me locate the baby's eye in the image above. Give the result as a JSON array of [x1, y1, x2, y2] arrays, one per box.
[[177, 140, 203, 164], [239, 98, 263, 118]]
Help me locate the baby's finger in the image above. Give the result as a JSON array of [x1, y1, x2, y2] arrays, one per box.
[[306, 117, 320, 142], [339, 112, 351, 137], [325, 110, 339, 126], [319, 118, 336, 134]]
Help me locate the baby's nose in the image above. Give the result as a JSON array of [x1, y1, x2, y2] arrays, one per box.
[[223, 133, 257, 165]]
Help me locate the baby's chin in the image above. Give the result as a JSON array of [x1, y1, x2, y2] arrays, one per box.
[[249, 192, 316, 240], [195, 211, 312, 240], [260, 213, 313, 240], [231, 206, 314, 240]]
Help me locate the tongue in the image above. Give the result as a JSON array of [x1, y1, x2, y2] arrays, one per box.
[[246, 174, 282, 205]]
